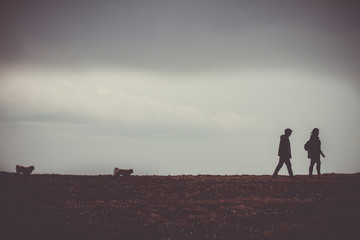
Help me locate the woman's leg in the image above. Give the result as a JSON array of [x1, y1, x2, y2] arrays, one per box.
[[316, 159, 321, 175], [309, 159, 315, 176]]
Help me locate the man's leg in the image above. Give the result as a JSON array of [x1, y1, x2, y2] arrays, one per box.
[[273, 158, 284, 177], [284, 158, 294, 177]]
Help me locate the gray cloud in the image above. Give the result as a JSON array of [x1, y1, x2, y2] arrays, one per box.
[[1, 1, 359, 73], [0, 74, 268, 140]]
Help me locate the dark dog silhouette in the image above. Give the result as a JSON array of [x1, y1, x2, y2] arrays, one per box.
[[113, 168, 133, 177], [16, 165, 35, 175]]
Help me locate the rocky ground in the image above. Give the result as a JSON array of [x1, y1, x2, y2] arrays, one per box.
[[1, 172, 359, 240]]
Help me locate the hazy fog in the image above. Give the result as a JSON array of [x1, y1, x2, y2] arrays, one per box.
[[1, 1, 359, 175]]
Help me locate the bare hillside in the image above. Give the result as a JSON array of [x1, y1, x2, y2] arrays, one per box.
[[1, 173, 359, 240]]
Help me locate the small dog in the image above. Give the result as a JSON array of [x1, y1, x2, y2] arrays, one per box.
[[113, 168, 133, 177], [16, 165, 35, 175]]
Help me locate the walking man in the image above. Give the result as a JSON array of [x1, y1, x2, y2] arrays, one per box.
[[272, 128, 294, 178]]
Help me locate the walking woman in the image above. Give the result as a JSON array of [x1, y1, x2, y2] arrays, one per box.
[[305, 128, 325, 177]]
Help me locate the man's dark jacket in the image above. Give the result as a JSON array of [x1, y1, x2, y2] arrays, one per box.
[[278, 134, 291, 158]]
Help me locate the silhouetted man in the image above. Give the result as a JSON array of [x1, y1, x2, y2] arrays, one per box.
[[272, 128, 294, 178]]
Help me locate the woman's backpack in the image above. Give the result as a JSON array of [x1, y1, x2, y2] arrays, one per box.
[[304, 140, 311, 151]]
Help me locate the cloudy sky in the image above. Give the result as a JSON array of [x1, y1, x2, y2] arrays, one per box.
[[1, 0, 359, 175]]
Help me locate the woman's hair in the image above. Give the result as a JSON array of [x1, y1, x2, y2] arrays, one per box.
[[311, 128, 319, 136]]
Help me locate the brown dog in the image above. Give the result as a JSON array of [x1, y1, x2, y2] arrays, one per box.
[[16, 165, 35, 175], [113, 168, 133, 177]]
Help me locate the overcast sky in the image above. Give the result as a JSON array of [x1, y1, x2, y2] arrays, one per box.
[[1, 0, 359, 175]]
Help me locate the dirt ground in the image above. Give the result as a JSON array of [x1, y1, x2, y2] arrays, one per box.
[[1, 172, 359, 240]]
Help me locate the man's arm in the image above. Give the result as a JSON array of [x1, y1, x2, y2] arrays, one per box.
[[320, 141, 325, 157]]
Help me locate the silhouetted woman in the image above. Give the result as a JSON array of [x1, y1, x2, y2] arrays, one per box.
[[305, 128, 325, 177]]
